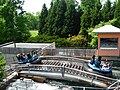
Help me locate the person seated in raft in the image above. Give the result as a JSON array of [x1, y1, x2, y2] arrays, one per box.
[[27, 53, 32, 59], [16, 54, 21, 60], [95, 56, 101, 68], [20, 53, 26, 60], [102, 59, 109, 70], [90, 55, 96, 65]]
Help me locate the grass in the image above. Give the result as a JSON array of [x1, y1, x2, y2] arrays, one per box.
[[30, 30, 38, 37]]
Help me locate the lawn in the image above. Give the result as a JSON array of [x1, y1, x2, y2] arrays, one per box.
[[30, 30, 38, 37]]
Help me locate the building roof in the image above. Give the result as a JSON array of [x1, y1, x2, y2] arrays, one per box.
[[2, 43, 53, 49], [92, 25, 120, 33]]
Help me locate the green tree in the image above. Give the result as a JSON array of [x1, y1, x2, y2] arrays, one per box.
[[52, 0, 67, 37], [0, 0, 30, 43], [102, 0, 112, 22], [62, 0, 78, 37], [44, 1, 57, 35], [39, 3, 48, 34], [0, 52, 6, 81], [91, 0, 102, 27], [26, 13, 39, 30], [114, 0, 120, 19], [80, 0, 95, 38], [111, 1, 116, 19]]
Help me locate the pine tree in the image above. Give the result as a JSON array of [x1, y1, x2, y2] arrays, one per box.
[[91, 0, 102, 27], [102, 0, 112, 22], [114, 0, 120, 19], [52, 0, 67, 37], [45, 0, 58, 35], [39, 3, 48, 34], [110, 1, 116, 19], [75, 5, 83, 35], [80, 0, 96, 37], [62, 0, 77, 37]]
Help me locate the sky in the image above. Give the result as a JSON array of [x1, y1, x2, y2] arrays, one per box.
[[23, 0, 115, 14], [23, 0, 80, 13]]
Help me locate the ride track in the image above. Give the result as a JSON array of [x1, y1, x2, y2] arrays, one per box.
[[15, 56, 120, 89]]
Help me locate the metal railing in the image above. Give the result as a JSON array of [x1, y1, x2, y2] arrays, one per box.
[[107, 80, 120, 90], [17, 64, 117, 87]]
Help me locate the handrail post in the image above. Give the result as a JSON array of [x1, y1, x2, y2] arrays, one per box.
[[62, 64, 65, 77]]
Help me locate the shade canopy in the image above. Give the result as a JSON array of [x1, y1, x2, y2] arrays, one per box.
[[92, 25, 120, 33]]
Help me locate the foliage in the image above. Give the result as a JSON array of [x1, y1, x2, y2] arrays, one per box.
[[101, 0, 114, 22], [26, 34, 69, 47], [25, 13, 39, 30], [80, 0, 96, 40], [39, 0, 80, 38], [1, 0, 120, 47], [39, 3, 48, 34], [26, 34, 88, 47], [0, 52, 6, 81], [67, 35, 87, 47], [91, 0, 102, 27], [114, 0, 120, 19], [30, 30, 38, 37], [0, 0, 30, 44]]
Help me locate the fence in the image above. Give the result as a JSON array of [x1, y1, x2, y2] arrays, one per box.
[[0, 47, 96, 64], [43, 48, 96, 58]]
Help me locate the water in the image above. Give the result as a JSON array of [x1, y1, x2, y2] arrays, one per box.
[[6, 78, 106, 90], [6, 78, 74, 90]]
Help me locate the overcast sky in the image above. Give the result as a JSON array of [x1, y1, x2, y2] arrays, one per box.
[[23, 0, 115, 13]]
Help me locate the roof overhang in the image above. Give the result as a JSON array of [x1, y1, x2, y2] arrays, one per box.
[[92, 25, 120, 34]]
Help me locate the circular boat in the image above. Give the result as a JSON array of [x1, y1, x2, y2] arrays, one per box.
[[16, 53, 41, 64], [17, 55, 39, 64], [84, 61, 112, 77]]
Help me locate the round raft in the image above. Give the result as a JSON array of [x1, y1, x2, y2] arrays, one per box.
[[84, 61, 112, 77]]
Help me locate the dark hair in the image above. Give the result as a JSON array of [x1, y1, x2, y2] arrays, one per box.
[[92, 55, 95, 59], [98, 56, 101, 61]]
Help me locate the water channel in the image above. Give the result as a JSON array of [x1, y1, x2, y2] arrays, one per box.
[[6, 77, 108, 90]]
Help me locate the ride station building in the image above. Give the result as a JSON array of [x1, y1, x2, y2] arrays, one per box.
[[93, 25, 120, 57]]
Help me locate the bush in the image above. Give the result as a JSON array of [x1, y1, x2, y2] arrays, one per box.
[[0, 52, 6, 81]]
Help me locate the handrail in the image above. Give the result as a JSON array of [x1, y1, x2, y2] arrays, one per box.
[[17, 64, 117, 86], [40, 56, 90, 62], [107, 80, 120, 89], [0, 42, 13, 47]]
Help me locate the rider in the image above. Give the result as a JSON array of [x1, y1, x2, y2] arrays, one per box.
[[102, 59, 109, 69], [90, 55, 96, 65], [95, 56, 101, 68]]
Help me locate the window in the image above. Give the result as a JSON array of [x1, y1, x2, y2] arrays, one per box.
[[100, 38, 118, 49]]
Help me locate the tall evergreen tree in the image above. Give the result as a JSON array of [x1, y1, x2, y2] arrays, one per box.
[[114, 0, 120, 19], [110, 1, 116, 19], [39, 3, 48, 34], [52, 0, 67, 37], [102, 0, 112, 22], [75, 5, 83, 35], [45, 0, 58, 35], [91, 0, 102, 27], [80, 0, 95, 36], [80, 8, 91, 37], [62, 0, 77, 37]]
